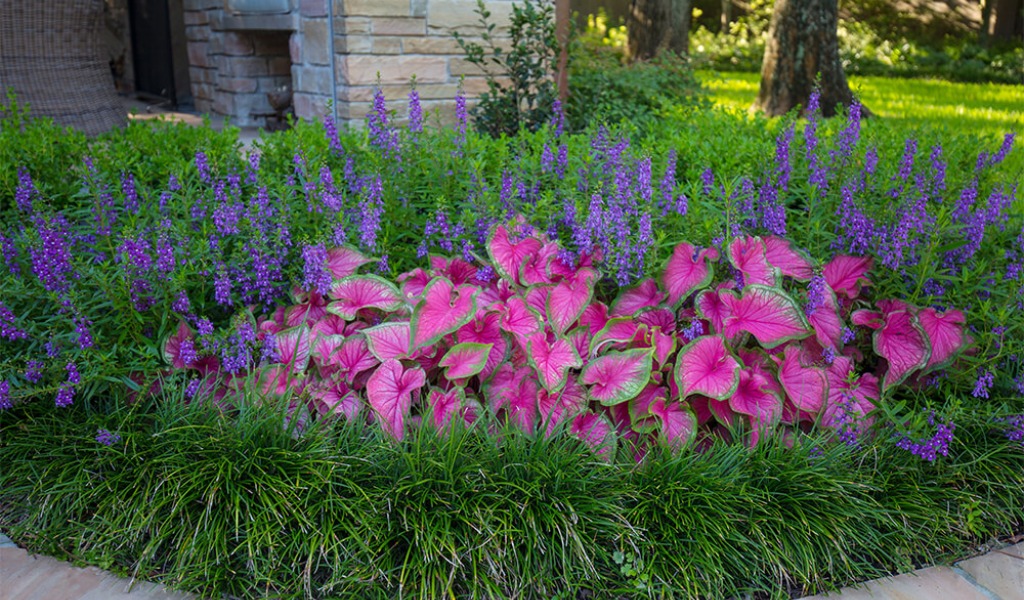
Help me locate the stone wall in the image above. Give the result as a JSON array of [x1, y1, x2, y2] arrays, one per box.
[[183, 0, 513, 127]]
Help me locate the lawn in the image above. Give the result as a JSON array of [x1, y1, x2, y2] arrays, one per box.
[[697, 70, 1024, 142]]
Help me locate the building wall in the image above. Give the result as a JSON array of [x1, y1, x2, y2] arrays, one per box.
[[182, 0, 513, 127]]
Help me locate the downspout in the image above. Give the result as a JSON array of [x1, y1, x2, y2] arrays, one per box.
[[327, 0, 338, 124]]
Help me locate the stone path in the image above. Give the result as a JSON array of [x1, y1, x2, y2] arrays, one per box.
[[2, 529, 1021, 600]]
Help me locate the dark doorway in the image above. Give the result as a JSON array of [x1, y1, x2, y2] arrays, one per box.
[[128, 0, 192, 109]]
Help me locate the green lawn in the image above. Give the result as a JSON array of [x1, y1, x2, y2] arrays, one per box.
[[697, 70, 1024, 141]]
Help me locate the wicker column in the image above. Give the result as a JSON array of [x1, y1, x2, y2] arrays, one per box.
[[0, 0, 127, 136]]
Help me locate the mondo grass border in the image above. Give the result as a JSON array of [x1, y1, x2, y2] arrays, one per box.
[[1, 398, 1022, 600]]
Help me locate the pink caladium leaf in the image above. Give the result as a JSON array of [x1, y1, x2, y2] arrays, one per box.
[[487, 222, 542, 284], [610, 278, 666, 317], [823, 255, 873, 300], [527, 332, 582, 393], [325, 246, 373, 280], [548, 267, 598, 334], [366, 359, 427, 441], [256, 365, 305, 397], [577, 302, 610, 336], [429, 255, 478, 286], [763, 235, 815, 280], [285, 293, 328, 328], [275, 325, 312, 372], [312, 334, 345, 366], [566, 326, 592, 361], [310, 381, 361, 420], [457, 313, 508, 380], [311, 313, 349, 337], [720, 284, 811, 349], [627, 384, 665, 434], [500, 296, 543, 346], [362, 322, 412, 361], [439, 342, 494, 380], [808, 286, 843, 349], [917, 307, 966, 371], [649, 396, 698, 450], [728, 236, 778, 286], [410, 277, 479, 350], [729, 368, 783, 428], [326, 275, 404, 320], [519, 242, 560, 286], [163, 321, 195, 369], [663, 242, 719, 306], [636, 307, 676, 332], [674, 335, 741, 401], [851, 309, 884, 329], [695, 289, 730, 335], [589, 317, 642, 356], [777, 344, 829, 414], [332, 336, 379, 384], [873, 310, 931, 390], [570, 411, 617, 459], [538, 378, 588, 437], [525, 284, 550, 315], [397, 267, 432, 301], [646, 326, 677, 369], [580, 347, 654, 406], [425, 386, 467, 432], [507, 372, 541, 434], [877, 299, 911, 315]]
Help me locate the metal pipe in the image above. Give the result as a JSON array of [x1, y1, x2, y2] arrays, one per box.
[[326, 0, 338, 124]]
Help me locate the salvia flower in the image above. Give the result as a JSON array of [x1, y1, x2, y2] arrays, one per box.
[[549, 99, 564, 137], [805, 274, 826, 316], [894, 412, 955, 462], [29, 214, 75, 293], [55, 384, 75, 407], [972, 368, 995, 399], [65, 362, 81, 385], [95, 429, 122, 446], [834, 99, 862, 162], [0, 380, 10, 410], [1002, 414, 1024, 446], [408, 88, 423, 134], [1, 232, 19, 277], [0, 302, 28, 342], [121, 172, 139, 213], [74, 317, 93, 349], [988, 133, 1015, 167], [15, 168, 35, 213], [197, 318, 214, 337], [367, 88, 400, 159], [24, 360, 43, 384], [300, 243, 332, 295], [194, 151, 212, 184]]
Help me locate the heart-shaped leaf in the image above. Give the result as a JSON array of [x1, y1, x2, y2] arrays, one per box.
[[333, 336, 379, 383], [589, 317, 641, 356], [823, 255, 873, 300], [720, 284, 811, 349], [275, 325, 312, 372], [610, 278, 666, 317], [729, 368, 783, 427], [163, 321, 195, 369], [777, 344, 828, 414], [410, 276, 479, 350], [649, 397, 697, 450], [425, 386, 467, 431], [580, 347, 653, 406], [570, 411, 617, 458], [325, 246, 373, 279], [763, 235, 814, 280], [500, 296, 542, 346], [674, 335, 741, 401], [487, 222, 542, 284], [728, 236, 778, 286], [538, 378, 588, 437], [548, 267, 598, 334], [696, 289, 731, 334], [527, 332, 583, 392], [628, 384, 665, 434], [310, 381, 361, 420], [873, 310, 930, 390], [326, 275, 404, 320], [362, 322, 412, 361], [917, 307, 966, 371], [808, 285, 843, 349], [457, 313, 509, 380], [366, 359, 426, 441], [439, 342, 493, 380], [663, 242, 719, 306]]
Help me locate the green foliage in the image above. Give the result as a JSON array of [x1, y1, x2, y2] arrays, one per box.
[[454, 0, 560, 137]]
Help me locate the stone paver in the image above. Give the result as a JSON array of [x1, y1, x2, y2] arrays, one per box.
[[800, 565, 993, 600], [0, 546, 192, 600], [956, 542, 1024, 600]]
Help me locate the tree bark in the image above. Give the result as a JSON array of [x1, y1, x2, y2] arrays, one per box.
[[721, 0, 733, 32], [628, 0, 692, 59], [986, 0, 1023, 41], [755, 0, 863, 118]]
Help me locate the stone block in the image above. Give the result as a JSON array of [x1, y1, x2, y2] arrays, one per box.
[[190, 67, 217, 85], [185, 25, 211, 42], [294, 65, 333, 94], [341, 54, 446, 86], [373, 36, 403, 54], [184, 10, 210, 26], [301, 19, 331, 65], [195, 97, 213, 113], [341, 82, 458, 103], [218, 55, 270, 77], [337, 100, 373, 121], [289, 32, 302, 63], [337, 34, 373, 54], [187, 42, 214, 68], [800, 566, 990, 600], [341, 0, 410, 17], [410, 0, 427, 17], [400, 36, 464, 54], [218, 76, 259, 93], [213, 91, 235, 116], [222, 32, 255, 56], [447, 57, 488, 77], [427, 0, 511, 34], [371, 16, 425, 36], [191, 81, 215, 100], [299, 0, 328, 17], [340, 17, 372, 34], [183, 0, 220, 10], [293, 92, 331, 119], [956, 544, 1024, 600]]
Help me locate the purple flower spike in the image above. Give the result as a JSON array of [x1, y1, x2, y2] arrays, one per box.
[[95, 429, 122, 446], [0, 381, 11, 410]]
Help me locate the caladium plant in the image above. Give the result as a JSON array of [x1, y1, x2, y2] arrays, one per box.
[[162, 216, 970, 459]]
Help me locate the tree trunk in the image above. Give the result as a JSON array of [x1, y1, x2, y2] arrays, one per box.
[[628, 0, 692, 59], [987, 0, 1024, 41], [721, 0, 733, 32], [755, 0, 863, 118]]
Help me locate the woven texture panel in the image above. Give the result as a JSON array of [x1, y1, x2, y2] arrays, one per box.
[[0, 0, 127, 136]]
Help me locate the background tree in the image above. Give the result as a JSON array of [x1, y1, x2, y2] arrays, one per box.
[[628, 0, 693, 59], [755, 0, 863, 117]]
